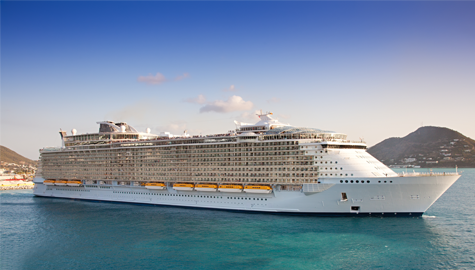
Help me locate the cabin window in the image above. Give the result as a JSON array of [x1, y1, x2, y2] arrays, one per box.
[[351, 206, 360, 211], [341, 193, 348, 201]]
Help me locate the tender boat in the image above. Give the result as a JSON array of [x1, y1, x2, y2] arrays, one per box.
[[43, 180, 55, 186], [195, 184, 218, 192], [54, 180, 68, 186], [67, 180, 82, 187], [173, 183, 194, 191], [244, 185, 272, 194], [144, 182, 166, 190], [218, 184, 244, 193]]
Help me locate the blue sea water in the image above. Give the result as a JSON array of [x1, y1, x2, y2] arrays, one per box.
[[1, 168, 474, 270]]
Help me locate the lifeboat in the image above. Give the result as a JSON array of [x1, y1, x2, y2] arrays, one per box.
[[195, 184, 218, 192], [67, 180, 82, 187], [43, 180, 55, 186], [54, 180, 68, 186], [145, 182, 166, 190], [173, 183, 194, 191], [218, 184, 243, 193], [244, 185, 272, 194]]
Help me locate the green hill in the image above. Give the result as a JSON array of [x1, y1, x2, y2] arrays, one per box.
[[368, 126, 475, 168], [0, 145, 38, 166]]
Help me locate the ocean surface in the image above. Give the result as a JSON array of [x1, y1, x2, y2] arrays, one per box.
[[1, 168, 474, 270]]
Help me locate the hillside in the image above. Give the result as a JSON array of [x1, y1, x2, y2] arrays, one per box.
[[368, 126, 475, 168], [0, 145, 38, 167]]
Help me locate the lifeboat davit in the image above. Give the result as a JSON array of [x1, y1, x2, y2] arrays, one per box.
[[173, 183, 194, 191], [195, 184, 218, 192], [54, 180, 68, 186], [145, 183, 166, 190], [244, 185, 272, 194], [43, 180, 55, 186], [218, 184, 243, 193]]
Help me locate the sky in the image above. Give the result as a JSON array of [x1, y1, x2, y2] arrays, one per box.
[[1, 1, 474, 160]]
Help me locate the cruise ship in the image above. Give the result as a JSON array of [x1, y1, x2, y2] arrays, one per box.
[[33, 112, 460, 216]]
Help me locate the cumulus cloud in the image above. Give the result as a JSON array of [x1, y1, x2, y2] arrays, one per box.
[[223, 85, 237, 92], [184, 94, 207, 104], [200, 95, 253, 113], [105, 101, 153, 123], [137, 72, 189, 85], [156, 121, 187, 134], [267, 97, 281, 103], [174, 73, 190, 81], [239, 110, 261, 121]]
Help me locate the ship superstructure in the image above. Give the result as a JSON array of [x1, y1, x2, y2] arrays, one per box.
[[33, 113, 460, 216]]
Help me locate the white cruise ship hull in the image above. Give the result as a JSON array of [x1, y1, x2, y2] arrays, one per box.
[[145, 186, 166, 190], [33, 174, 459, 216], [244, 189, 272, 194], [218, 188, 243, 193], [173, 187, 194, 191], [195, 188, 218, 192]]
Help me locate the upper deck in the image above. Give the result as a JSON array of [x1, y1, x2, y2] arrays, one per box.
[[50, 113, 358, 152]]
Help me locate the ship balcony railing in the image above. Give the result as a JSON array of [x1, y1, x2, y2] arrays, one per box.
[[397, 172, 459, 177]]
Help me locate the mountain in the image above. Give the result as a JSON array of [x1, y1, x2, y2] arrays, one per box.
[[0, 145, 38, 166], [368, 126, 475, 168]]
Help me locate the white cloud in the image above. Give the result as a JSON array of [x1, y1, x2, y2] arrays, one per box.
[[156, 121, 187, 134], [105, 101, 153, 123], [137, 72, 189, 85], [239, 110, 261, 121], [267, 97, 280, 103], [174, 73, 189, 81], [155, 121, 201, 135], [200, 95, 253, 113], [137, 72, 167, 85], [223, 85, 237, 92], [184, 94, 207, 104]]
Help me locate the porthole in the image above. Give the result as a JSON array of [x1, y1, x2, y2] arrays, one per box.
[[367, 181, 370, 183], [350, 180, 354, 183], [390, 181, 393, 183], [361, 181, 365, 183], [351, 174, 353, 176], [345, 180, 348, 183], [356, 180, 359, 183], [330, 161, 333, 164], [384, 181, 387, 183], [340, 180, 343, 183], [335, 161, 338, 164]]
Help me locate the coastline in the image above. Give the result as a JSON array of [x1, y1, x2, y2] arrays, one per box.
[[0, 181, 34, 191]]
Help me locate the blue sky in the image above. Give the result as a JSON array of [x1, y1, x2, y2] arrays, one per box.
[[2, 1, 474, 160]]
